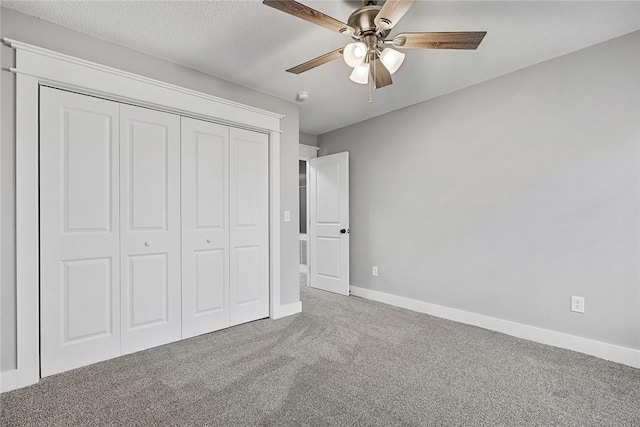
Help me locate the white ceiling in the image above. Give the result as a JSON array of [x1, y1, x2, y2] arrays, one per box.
[[4, 1, 640, 134]]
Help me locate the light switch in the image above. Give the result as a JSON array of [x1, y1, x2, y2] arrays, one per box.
[[284, 210, 291, 222]]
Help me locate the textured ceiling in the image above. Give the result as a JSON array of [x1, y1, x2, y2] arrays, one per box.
[[3, 1, 640, 134]]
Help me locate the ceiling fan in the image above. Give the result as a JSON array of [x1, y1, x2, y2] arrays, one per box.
[[263, 0, 486, 98]]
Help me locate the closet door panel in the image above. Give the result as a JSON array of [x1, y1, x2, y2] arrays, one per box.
[[235, 246, 261, 304], [40, 87, 121, 377], [120, 104, 181, 355], [128, 253, 169, 326], [181, 117, 230, 338], [194, 250, 225, 312], [229, 128, 269, 326]]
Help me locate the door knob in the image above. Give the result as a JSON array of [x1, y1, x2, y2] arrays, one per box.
[[206, 238, 212, 243], [340, 229, 349, 234], [144, 241, 151, 247]]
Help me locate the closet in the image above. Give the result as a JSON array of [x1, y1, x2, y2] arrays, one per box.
[[39, 87, 269, 377], [180, 118, 269, 339]]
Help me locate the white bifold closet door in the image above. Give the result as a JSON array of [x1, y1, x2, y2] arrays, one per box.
[[181, 118, 230, 338], [40, 88, 269, 376], [119, 104, 182, 355], [181, 119, 269, 336], [229, 128, 270, 326], [40, 87, 121, 376]]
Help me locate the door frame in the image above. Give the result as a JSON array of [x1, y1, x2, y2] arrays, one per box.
[[3, 38, 288, 392], [298, 144, 318, 286]]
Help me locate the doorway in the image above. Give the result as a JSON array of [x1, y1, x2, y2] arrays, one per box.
[[299, 159, 309, 286], [299, 144, 319, 287], [299, 144, 350, 295]]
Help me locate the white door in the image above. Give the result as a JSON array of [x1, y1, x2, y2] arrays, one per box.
[[119, 104, 182, 354], [229, 128, 270, 326], [309, 152, 350, 295], [181, 117, 230, 338], [40, 87, 121, 376]]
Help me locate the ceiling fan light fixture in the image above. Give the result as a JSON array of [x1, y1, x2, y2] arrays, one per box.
[[343, 42, 367, 68], [349, 63, 370, 84], [380, 48, 405, 74]]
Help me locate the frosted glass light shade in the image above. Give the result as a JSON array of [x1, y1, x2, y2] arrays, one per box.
[[343, 42, 367, 68], [380, 48, 405, 74], [349, 63, 369, 84]]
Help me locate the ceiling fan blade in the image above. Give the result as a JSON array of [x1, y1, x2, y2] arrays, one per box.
[[393, 32, 487, 50], [263, 0, 354, 34], [375, 0, 416, 31], [286, 48, 344, 74], [370, 58, 393, 89]]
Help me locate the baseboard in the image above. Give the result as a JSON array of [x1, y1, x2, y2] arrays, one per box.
[[1, 368, 38, 393], [350, 286, 640, 369], [1, 369, 18, 393], [272, 301, 302, 320]]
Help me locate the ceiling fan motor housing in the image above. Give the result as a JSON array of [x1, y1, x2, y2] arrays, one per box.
[[348, 5, 390, 39]]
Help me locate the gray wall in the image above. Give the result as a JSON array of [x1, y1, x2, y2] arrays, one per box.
[[1, 8, 300, 372], [319, 31, 640, 350], [299, 132, 318, 147]]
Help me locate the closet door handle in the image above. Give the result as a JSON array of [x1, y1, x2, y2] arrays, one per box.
[[144, 241, 151, 247], [340, 228, 349, 234], [206, 238, 212, 243]]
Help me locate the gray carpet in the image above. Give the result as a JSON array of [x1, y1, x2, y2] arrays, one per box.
[[2, 285, 639, 426]]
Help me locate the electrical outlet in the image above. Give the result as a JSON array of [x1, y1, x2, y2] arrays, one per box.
[[571, 296, 585, 313], [372, 266, 378, 277]]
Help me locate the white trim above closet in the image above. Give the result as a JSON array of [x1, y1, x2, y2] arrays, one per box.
[[5, 39, 283, 131], [2, 38, 294, 392]]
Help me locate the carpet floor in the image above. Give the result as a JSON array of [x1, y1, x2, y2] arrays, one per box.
[[1, 285, 639, 426]]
